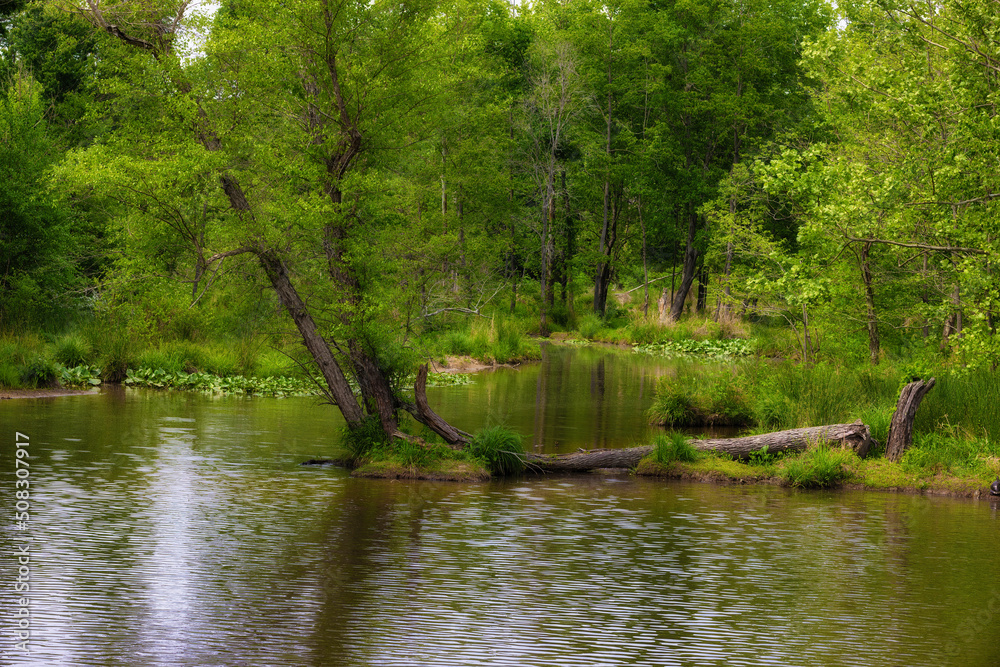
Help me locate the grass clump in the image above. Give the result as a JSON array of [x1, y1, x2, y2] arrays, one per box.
[[653, 431, 700, 464], [340, 417, 390, 465], [779, 444, 856, 488], [435, 316, 539, 364], [648, 368, 753, 427], [52, 334, 93, 367], [467, 425, 526, 476]]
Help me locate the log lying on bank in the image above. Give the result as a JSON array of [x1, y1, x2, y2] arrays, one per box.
[[523, 421, 875, 473]]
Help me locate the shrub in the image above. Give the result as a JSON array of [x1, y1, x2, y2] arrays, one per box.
[[468, 425, 526, 475], [19, 355, 59, 388], [340, 417, 389, 464], [91, 326, 133, 383], [653, 431, 700, 464], [577, 313, 604, 340], [780, 445, 854, 488]]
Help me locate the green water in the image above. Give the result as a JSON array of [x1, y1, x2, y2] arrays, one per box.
[[427, 343, 734, 453], [2, 349, 1000, 666]]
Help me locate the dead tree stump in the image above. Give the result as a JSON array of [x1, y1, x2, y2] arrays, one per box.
[[885, 377, 936, 462]]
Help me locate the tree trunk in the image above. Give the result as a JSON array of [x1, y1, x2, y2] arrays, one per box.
[[669, 208, 699, 321], [860, 241, 880, 365], [802, 303, 811, 366], [696, 263, 708, 314], [524, 422, 874, 472], [885, 378, 936, 462], [402, 365, 469, 445], [256, 249, 363, 425]]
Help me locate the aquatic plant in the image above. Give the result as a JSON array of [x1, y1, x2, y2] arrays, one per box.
[[60, 364, 102, 387], [633, 338, 754, 359], [468, 425, 526, 475]]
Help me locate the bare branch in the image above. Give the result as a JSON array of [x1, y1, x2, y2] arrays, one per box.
[[845, 237, 986, 255]]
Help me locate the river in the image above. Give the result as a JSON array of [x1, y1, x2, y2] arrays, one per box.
[[1, 346, 998, 665]]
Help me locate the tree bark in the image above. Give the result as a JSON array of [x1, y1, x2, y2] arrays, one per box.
[[669, 208, 699, 321], [860, 241, 880, 365], [885, 378, 935, 462], [524, 422, 874, 472], [256, 250, 363, 425], [402, 365, 469, 445]]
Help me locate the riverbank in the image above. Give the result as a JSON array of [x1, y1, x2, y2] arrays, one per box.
[[634, 455, 997, 498], [0, 388, 99, 399]]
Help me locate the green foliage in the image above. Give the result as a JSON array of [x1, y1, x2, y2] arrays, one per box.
[[0, 363, 20, 388], [634, 338, 754, 360], [435, 316, 539, 364], [915, 368, 1000, 444], [648, 368, 753, 427], [748, 445, 778, 467], [340, 417, 389, 464], [653, 431, 700, 464], [91, 326, 133, 384], [52, 334, 93, 367], [59, 364, 102, 387], [18, 354, 58, 388], [779, 445, 854, 488], [577, 313, 604, 340], [0, 68, 91, 328], [123, 368, 318, 397], [468, 425, 526, 476]]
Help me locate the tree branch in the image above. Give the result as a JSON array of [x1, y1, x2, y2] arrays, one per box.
[[845, 237, 986, 255]]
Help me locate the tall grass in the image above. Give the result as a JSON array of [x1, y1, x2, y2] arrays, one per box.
[[779, 445, 855, 488], [652, 431, 700, 464], [0, 334, 59, 388], [437, 316, 538, 364], [468, 425, 526, 475], [915, 367, 1000, 443], [648, 366, 753, 427]]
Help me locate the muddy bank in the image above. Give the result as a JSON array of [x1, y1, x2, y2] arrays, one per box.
[[0, 388, 100, 400]]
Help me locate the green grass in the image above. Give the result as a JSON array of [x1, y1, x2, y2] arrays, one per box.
[[653, 432, 700, 464], [467, 425, 526, 475], [647, 367, 753, 427], [432, 315, 540, 364], [52, 334, 94, 367], [778, 445, 856, 488]]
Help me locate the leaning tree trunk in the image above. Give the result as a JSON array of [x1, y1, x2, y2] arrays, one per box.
[[401, 364, 470, 446], [885, 378, 935, 462], [524, 422, 874, 472]]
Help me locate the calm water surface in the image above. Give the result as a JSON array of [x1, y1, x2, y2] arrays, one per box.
[[2, 349, 1000, 666]]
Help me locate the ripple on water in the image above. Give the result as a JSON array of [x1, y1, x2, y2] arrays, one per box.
[[2, 392, 998, 667]]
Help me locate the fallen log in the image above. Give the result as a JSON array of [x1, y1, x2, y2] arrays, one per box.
[[523, 421, 874, 473]]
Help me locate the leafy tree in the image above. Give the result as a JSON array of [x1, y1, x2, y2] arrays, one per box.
[[55, 0, 490, 441]]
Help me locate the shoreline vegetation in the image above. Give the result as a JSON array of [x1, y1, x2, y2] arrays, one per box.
[[5, 307, 991, 499]]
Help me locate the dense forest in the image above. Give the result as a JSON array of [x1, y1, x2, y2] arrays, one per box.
[[2, 0, 998, 446]]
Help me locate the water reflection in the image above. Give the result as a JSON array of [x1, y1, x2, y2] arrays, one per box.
[[428, 344, 695, 454], [1, 363, 999, 666]]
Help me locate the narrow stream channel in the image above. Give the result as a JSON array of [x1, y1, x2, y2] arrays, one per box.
[[1, 347, 998, 665]]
